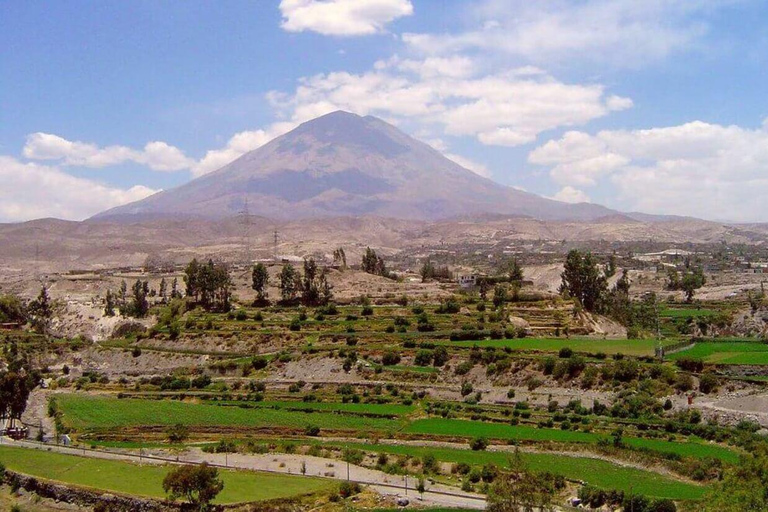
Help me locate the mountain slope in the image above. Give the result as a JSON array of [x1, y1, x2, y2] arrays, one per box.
[[96, 111, 614, 221]]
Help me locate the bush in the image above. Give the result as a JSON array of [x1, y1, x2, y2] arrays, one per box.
[[469, 436, 489, 451], [649, 499, 677, 512], [675, 357, 704, 373], [455, 361, 472, 375], [432, 346, 449, 367], [381, 351, 401, 366], [338, 481, 361, 499], [558, 347, 573, 358], [699, 372, 719, 394], [304, 424, 320, 436], [414, 349, 433, 366]]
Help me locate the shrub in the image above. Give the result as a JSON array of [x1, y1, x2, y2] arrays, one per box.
[[414, 349, 433, 366], [558, 347, 573, 358], [432, 346, 449, 367], [699, 372, 719, 394], [338, 481, 361, 499], [381, 351, 401, 366], [470, 436, 489, 451], [304, 425, 320, 436], [675, 357, 704, 373]]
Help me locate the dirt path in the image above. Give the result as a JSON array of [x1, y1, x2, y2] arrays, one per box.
[[2, 439, 486, 510]]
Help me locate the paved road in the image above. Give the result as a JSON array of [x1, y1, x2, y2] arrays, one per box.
[[1, 438, 486, 510]]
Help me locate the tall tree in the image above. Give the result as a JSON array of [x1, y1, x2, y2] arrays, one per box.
[[487, 450, 556, 512], [118, 280, 128, 315], [184, 258, 201, 302], [128, 279, 150, 318], [104, 290, 116, 317], [251, 263, 270, 302], [333, 247, 347, 268], [158, 278, 168, 303], [361, 247, 378, 274], [605, 253, 617, 278], [560, 250, 607, 313], [183, 259, 232, 312], [420, 259, 435, 283], [509, 258, 524, 285], [279, 263, 300, 302], [162, 463, 224, 511], [28, 286, 53, 333], [302, 258, 320, 305]]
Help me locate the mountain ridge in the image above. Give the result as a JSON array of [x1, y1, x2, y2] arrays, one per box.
[[94, 110, 615, 222]]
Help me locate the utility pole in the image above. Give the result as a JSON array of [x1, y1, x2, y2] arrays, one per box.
[[273, 229, 279, 262], [239, 197, 252, 265]]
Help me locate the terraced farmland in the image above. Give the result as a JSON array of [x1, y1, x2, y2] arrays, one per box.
[[0, 445, 332, 503]]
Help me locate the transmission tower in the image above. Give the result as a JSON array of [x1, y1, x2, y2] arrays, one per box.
[[239, 197, 252, 264], [273, 229, 279, 262]]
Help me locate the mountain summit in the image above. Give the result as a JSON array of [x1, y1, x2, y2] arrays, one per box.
[[96, 111, 613, 221]]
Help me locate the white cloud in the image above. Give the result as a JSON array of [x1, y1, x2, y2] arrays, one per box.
[[191, 122, 294, 177], [23, 133, 194, 172], [551, 186, 591, 204], [279, 0, 413, 36], [0, 156, 158, 222], [268, 63, 626, 148], [403, 0, 733, 67], [529, 121, 768, 221]]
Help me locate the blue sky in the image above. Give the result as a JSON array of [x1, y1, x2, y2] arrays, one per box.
[[2, 0, 768, 222]]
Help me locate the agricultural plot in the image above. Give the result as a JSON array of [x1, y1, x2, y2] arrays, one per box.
[[0, 445, 331, 503], [329, 441, 706, 500], [439, 337, 673, 357], [405, 419, 738, 463], [56, 395, 401, 432], [660, 308, 717, 319], [668, 341, 768, 365]]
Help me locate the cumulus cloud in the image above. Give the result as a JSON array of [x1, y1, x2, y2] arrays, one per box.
[[268, 62, 628, 148], [403, 0, 733, 67], [23, 133, 194, 172], [279, 0, 413, 36], [551, 186, 591, 204], [0, 156, 158, 222], [529, 121, 768, 221], [192, 122, 294, 177]]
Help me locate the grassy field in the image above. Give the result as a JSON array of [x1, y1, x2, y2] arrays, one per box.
[[334, 441, 706, 500], [405, 419, 738, 463], [439, 337, 672, 357], [225, 400, 415, 417], [0, 445, 331, 503], [57, 395, 401, 432], [668, 341, 768, 365], [59, 396, 737, 463], [660, 308, 717, 319]]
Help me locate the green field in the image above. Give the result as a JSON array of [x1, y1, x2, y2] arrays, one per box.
[[225, 400, 415, 417], [57, 395, 400, 432], [333, 441, 706, 500], [440, 337, 672, 356], [668, 341, 768, 365], [58, 396, 737, 463], [405, 419, 738, 463], [660, 308, 717, 319], [0, 445, 331, 503]]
